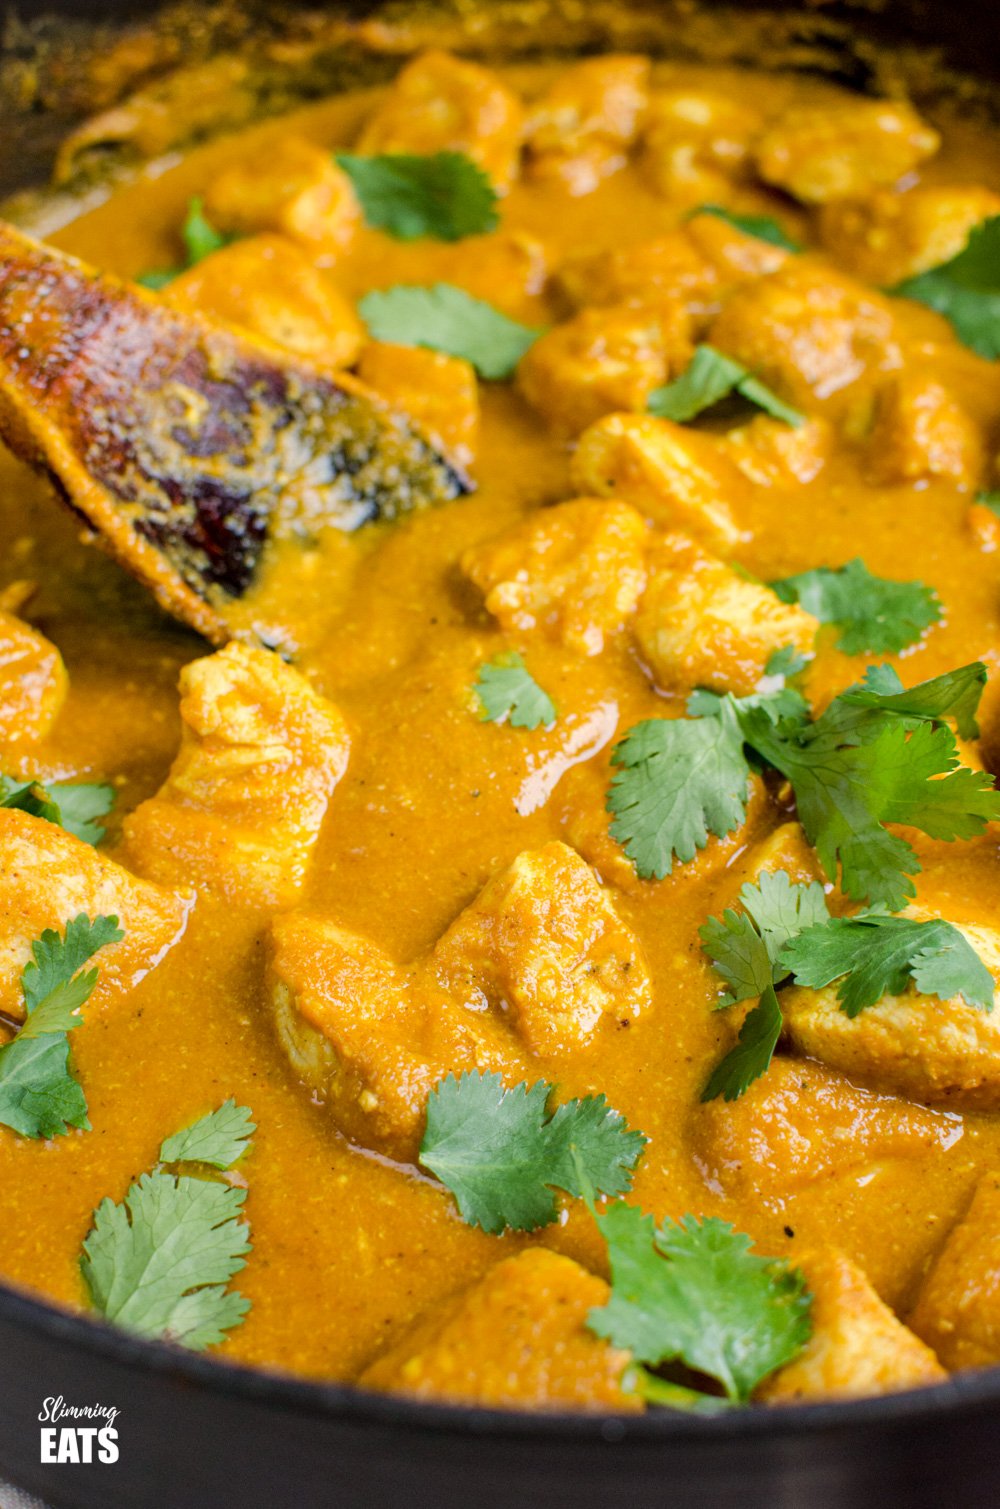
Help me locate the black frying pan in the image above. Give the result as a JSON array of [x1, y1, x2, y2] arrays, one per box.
[[0, 2, 998, 1504]]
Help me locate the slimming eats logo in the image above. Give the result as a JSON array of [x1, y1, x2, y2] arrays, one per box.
[[38, 1397, 119, 1464]]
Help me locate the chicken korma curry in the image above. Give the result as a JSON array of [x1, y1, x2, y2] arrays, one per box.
[[2, 44, 1000, 1413]]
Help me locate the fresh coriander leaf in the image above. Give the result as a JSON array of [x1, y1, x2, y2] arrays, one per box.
[[771, 558, 941, 656], [0, 914, 122, 1138], [741, 688, 1000, 910], [648, 344, 804, 428], [136, 269, 180, 290], [892, 217, 1000, 359], [781, 913, 994, 1017], [419, 1071, 647, 1234], [0, 774, 115, 846], [701, 986, 784, 1102], [160, 1100, 256, 1170], [588, 1205, 812, 1402], [700, 870, 829, 1007], [765, 644, 809, 679], [976, 490, 1000, 518], [473, 652, 556, 729], [137, 196, 230, 289], [81, 1171, 251, 1349], [0, 1034, 90, 1139], [182, 196, 228, 263], [607, 700, 752, 881], [824, 660, 988, 743], [694, 204, 801, 253], [630, 1369, 736, 1414], [686, 681, 810, 729], [358, 283, 541, 380], [336, 150, 499, 241]]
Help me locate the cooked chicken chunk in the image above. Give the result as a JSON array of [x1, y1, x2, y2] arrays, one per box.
[[717, 822, 824, 907], [571, 413, 746, 550], [432, 842, 651, 1058], [268, 843, 650, 1155], [641, 89, 762, 201], [720, 415, 832, 486], [124, 643, 350, 909], [203, 136, 361, 249], [758, 1248, 945, 1402], [865, 376, 983, 490], [909, 1174, 1000, 1369], [516, 301, 692, 438], [781, 912, 1000, 1110], [691, 1056, 964, 1204], [555, 212, 788, 320], [0, 809, 190, 1023], [461, 497, 648, 655], [357, 342, 479, 470], [709, 262, 903, 408], [357, 50, 524, 191], [0, 609, 67, 748], [165, 236, 365, 369], [387, 230, 548, 323], [524, 56, 650, 194], [634, 532, 817, 696], [818, 184, 1000, 287], [754, 99, 939, 203], [360, 1249, 641, 1410]]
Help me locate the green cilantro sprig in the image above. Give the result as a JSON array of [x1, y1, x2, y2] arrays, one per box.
[[0, 914, 123, 1139], [587, 1205, 812, 1403], [771, 559, 941, 655], [648, 344, 804, 428], [336, 151, 499, 241], [608, 661, 1000, 910], [693, 204, 801, 253], [418, 1070, 647, 1234], [81, 1103, 254, 1349], [473, 652, 556, 729], [892, 217, 1000, 359], [0, 773, 115, 845], [136, 197, 231, 290], [358, 283, 541, 379]]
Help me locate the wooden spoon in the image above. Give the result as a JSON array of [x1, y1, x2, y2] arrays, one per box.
[[0, 221, 469, 646]]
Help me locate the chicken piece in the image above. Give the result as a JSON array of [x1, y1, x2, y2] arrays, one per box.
[[357, 342, 478, 470], [560, 757, 773, 897], [818, 184, 1000, 287], [409, 231, 548, 322], [360, 1249, 640, 1410], [720, 415, 832, 486], [634, 532, 817, 697], [571, 413, 746, 550], [0, 808, 190, 1023], [432, 842, 651, 1059], [758, 1248, 945, 1402], [124, 643, 350, 909], [691, 1056, 964, 1205], [524, 56, 651, 194], [0, 609, 67, 747], [203, 136, 361, 250], [357, 50, 524, 191], [269, 914, 496, 1162], [719, 822, 824, 905], [909, 1174, 1000, 1370], [555, 213, 788, 320], [269, 843, 647, 1156], [864, 376, 983, 490], [516, 301, 693, 439], [165, 236, 365, 370], [781, 911, 1000, 1110], [754, 99, 939, 204], [641, 90, 762, 201], [461, 497, 648, 656], [709, 262, 902, 408]]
